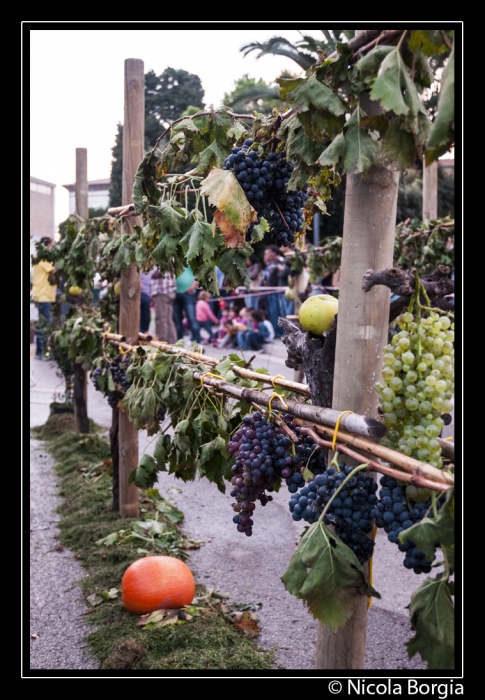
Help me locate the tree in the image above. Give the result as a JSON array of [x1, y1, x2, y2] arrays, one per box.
[[222, 74, 286, 115], [109, 123, 123, 208], [144, 67, 205, 148], [109, 69, 205, 207]]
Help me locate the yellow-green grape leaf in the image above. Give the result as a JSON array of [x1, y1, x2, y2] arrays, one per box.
[[200, 168, 257, 248]]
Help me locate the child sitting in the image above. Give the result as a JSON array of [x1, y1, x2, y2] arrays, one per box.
[[236, 309, 273, 351], [219, 320, 238, 348]]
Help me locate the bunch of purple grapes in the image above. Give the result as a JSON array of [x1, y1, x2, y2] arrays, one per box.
[[371, 475, 445, 574], [91, 354, 132, 409], [223, 139, 308, 246], [288, 465, 379, 564], [227, 412, 324, 536]]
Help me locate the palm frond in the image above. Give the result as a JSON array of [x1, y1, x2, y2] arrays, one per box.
[[241, 38, 316, 70]]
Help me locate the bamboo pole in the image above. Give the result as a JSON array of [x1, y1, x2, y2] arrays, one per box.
[[73, 148, 90, 435], [299, 426, 452, 490], [107, 204, 136, 218], [301, 427, 451, 492], [298, 422, 454, 486], [118, 58, 145, 519], [230, 365, 311, 397]]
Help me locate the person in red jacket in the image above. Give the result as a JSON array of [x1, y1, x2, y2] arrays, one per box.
[[195, 291, 219, 344]]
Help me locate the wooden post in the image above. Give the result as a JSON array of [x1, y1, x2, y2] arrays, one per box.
[[73, 148, 90, 434], [118, 58, 144, 518], [423, 160, 438, 221], [315, 59, 400, 668]]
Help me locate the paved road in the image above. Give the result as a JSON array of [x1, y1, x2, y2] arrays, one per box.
[[29, 336, 453, 672]]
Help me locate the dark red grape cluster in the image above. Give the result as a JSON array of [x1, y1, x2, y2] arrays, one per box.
[[371, 475, 446, 574], [288, 465, 378, 564], [91, 354, 132, 409], [227, 411, 324, 536], [223, 139, 308, 246]]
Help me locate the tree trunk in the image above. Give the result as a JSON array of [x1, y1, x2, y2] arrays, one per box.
[[118, 58, 144, 518], [110, 406, 120, 512], [423, 160, 438, 221], [73, 363, 90, 434], [315, 163, 399, 669], [73, 148, 90, 435]]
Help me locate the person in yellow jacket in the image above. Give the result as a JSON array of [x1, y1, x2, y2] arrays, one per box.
[[31, 237, 57, 360]]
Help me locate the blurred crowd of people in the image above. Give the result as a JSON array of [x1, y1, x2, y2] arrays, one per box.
[[31, 241, 303, 357], [137, 244, 299, 350]]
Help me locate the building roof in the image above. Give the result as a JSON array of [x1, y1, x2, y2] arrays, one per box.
[[63, 178, 111, 192], [30, 176, 56, 188]]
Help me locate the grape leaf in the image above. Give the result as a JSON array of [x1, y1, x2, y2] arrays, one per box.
[[425, 50, 454, 164], [213, 211, 245, 249], [180, 220, 224, 263], [129, 454, 158, 489], [192, 140, 227, 174], [133, 150, 161, 214], [282, 114, 325, 166], [297, 109, 345, 142], [370, 49, 424, 127], [172, 118, 199, 133], [382, 119, 417, 169], [148, 203, 186, 237], [227, 120, 249, 142], [276, 76, 305, 101], [281, 520, 380, 632], [409, 30, 448, 56], [153, 434, 172, 472], [200, 169, 257, 248], [406, 575, 454, 669], [399, 491, 455, 570], [218, 248, 252, 289], [249, 217, 268, 244], [286, 75, 347, 116], [318, 131, 346, 169], [342, 110, 379, 174], [356, 45, 395, 76]]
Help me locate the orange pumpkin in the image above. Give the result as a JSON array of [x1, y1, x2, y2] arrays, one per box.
[[121, 555, 196, 614]]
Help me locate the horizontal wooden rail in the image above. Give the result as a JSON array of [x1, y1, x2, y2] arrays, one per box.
[[85, 328, 454, 486]]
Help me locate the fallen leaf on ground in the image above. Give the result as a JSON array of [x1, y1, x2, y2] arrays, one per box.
[[231, 611, 261, 638]]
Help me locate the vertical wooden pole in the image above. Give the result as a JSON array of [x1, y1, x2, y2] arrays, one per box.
[[73, 148, 90, 435], [315, 57, 399, 667], [118, 58, 144, 518], [423, 160, 438, 221]]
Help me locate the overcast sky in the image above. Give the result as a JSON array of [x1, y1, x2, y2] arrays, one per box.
[[29, 25, 328, 227]]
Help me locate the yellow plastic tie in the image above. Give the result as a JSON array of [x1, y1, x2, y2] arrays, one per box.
[[271, 374, 285, 388], [102, 327, 112, 339], [268, 391, 289, 413], [444, 436, 453, 441], [368, 525, 378, 609], [119, 344, 133, 356], [331, 410, 353, 450], [199, 372, 227, 385]]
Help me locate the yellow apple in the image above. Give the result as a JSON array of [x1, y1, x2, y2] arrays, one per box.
[[284, 286, 296, 301], [114, 281, 121, 296], [68, 285, 82, 296], [299, 294, 338, 334]]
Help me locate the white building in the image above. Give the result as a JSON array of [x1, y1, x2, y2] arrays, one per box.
[[62, 178, 111, 214]]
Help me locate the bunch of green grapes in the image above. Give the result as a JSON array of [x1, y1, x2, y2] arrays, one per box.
[[375, 308, 454, 469]]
